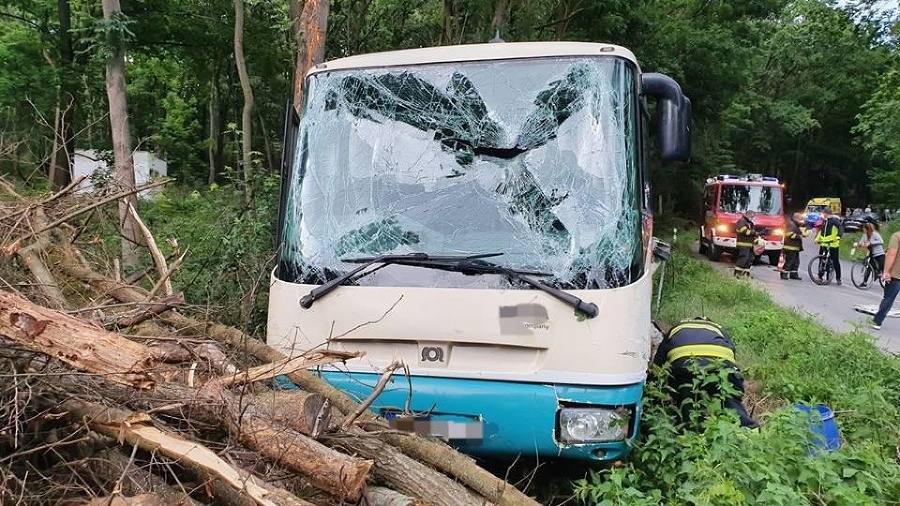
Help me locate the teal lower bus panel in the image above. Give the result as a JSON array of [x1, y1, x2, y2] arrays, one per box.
[[319, 370, 645, 461]]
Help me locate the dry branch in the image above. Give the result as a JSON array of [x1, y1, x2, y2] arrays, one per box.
[[205, 349, 363, 390], [2, 178, 171, 256], [15, 209, 67, 309], [126, 202, 172, 296], [111, 292, 185, 329]]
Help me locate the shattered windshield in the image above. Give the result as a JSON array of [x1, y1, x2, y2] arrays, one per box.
[[277, 56, 643, 290], [719, 185, 782, 216]]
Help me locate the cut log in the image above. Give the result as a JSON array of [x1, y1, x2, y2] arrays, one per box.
[[59, 398, 297, 506], [0, 290, 155, 389], [320, 430, 489, 506], [248, 391, 333, 437], [237, 415, 371, 501]]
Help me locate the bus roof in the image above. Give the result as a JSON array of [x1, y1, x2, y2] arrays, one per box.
[[308, 42, 639, 75]]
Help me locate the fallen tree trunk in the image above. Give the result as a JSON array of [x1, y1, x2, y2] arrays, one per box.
[[0, 290, 156, 389], [60, 398, 306, 506]]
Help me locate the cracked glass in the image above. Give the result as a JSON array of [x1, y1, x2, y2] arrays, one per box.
[[277, 56, 643, 290]]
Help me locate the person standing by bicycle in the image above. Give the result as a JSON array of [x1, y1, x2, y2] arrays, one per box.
[[857, 222, 885, 278], [734, 209, 758, 279], [781, 212, 809, 280], [814, 208, 843, 285], [871, 231, 900, 330]]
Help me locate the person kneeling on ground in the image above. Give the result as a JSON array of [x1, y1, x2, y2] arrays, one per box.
[[652, 317, 759, 431]]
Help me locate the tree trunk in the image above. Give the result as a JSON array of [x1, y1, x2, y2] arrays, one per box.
[[207, 82, 218, 185], [491, 0, 511, 37], [0, 290, 156, 389], [50, 0, 75, 191], [233, 0, 254, 183], [102, 0, 141, 270], [290, 0, 330, 113], [441, 0, 456, 45], [59, 399, 312, 506]]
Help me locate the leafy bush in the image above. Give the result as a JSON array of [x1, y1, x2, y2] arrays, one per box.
[[139, 171, 279, 333]]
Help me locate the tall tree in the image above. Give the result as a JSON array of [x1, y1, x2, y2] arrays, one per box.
[[290, 0, 329, 112], [101, 0, 140, 269], [48, 0, 75, 190], [234, 0, 254, 182]]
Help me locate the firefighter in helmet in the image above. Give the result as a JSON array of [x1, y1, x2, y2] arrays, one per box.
[[781, 212, 809, 280], [652, 317, 759, 430], [734, 209, 758, 279]]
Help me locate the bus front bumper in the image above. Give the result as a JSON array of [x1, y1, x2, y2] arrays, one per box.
[[313, 370, 644, 462]]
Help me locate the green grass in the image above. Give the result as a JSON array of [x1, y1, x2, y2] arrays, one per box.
[[574, 235, 900, 505]]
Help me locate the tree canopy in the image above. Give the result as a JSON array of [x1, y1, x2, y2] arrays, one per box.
[[0, 0, 898, 213]]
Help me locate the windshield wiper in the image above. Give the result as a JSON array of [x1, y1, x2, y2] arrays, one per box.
[[346, 256, 598, 319], [299, 252, 503, 309], [410, 258, 599, 319], [300, 253, 598, 319]]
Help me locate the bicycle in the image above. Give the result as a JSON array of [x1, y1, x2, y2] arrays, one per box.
[[850, 244, 885, 290], [807, 247, 837, 285]]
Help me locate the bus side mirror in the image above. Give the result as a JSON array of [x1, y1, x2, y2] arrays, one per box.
[[641, 73, 691, 162]]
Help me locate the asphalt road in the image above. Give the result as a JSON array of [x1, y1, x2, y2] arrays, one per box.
[[690, 235, 900, 355]]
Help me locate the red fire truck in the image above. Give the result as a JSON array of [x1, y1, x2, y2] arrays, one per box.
[[699, 174, 786, 265]]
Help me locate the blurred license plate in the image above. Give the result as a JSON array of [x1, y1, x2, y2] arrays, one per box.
[[387, 415, 483, 441]]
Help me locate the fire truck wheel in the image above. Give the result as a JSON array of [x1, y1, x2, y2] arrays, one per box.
[[707, 244, 721, 262], [768, 251, 781, 266]]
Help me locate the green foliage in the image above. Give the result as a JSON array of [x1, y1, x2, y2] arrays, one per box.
[[574, 238, 900, 504], [139, 171, 280, 332]]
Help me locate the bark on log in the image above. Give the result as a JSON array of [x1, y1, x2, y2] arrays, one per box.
[[0, 290, 155, 389], [85, 494, 194, 506], [237, 415, 370, 501], [55, 366, 373, 503], [60, 263, 540, 506], [320, 430, 489, 506], [366, 486, 426, 506], [60, 398, 298, 506], [248, 391, 333, 437]]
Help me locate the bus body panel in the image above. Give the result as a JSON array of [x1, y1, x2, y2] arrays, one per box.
[[267, 271, 653, 383], [319, 370, 644, 461], [307, 41, 639, 75]]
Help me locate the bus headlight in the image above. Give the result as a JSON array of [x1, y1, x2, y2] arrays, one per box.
[[557, 408, 628, 443]]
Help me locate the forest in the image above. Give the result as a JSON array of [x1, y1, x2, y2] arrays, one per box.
[[2, 1, 900, 505], [1, 0, 899, 217]]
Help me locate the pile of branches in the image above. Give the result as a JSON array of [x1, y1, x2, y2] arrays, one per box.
[[0, 176, 542, 506]]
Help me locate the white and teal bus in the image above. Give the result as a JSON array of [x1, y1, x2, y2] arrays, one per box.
[[267, 41, 690, 462]]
